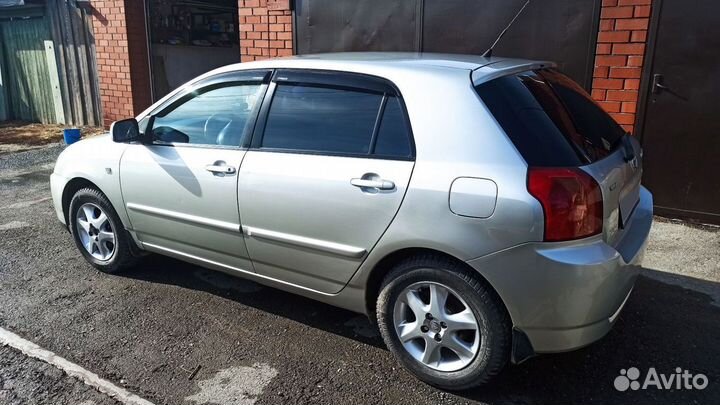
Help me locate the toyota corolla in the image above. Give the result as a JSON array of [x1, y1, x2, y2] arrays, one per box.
[[50, 53, 652, 390]]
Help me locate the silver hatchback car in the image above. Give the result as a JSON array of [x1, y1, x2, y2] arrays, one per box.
[[50, 53, 652, 390]]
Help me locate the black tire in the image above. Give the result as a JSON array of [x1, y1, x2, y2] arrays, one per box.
[[68, 187, 138, 274], [376, 254, 511, 390]]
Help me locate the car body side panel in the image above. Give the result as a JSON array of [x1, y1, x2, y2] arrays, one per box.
[[346, 68, 543, 291], [119, 144, 253, 272], [238, 151, 414, 294], [50, 135, 130, 227]]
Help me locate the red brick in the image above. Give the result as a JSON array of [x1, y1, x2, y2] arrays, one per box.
[[610, 113, 636, 124], [630, 30, 647, 42], [606, 90, 639, 102], [592, 89, 607, 100], [598, 30, 631, 43], [277, 31, 292, 40], [615, 18, 649, 30], [612, 43, 645, 55], [594, 78, 625, 89], [601, 6, 634, 19], [628, 55, 644, 67], [602, 0, 618, 5], [621, 102, 637, 113], [621, 124, 634, 133], [594, 66, 610, 78], [609, 67, 642, 78], [269, 23, 285, 31], [598, 101, 622, 113], [634, 5, 651, 17], [267, 0, 290, 10], [597, 43, 612, 55], [624, 79, 641, 90], [618, 0, 650, 5], [239, 1, 293, 60], [596, 55, 627, 66], [599, 19, 615, 31]]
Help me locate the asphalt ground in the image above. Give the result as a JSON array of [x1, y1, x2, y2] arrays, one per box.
[[0, 144, 718, 405]]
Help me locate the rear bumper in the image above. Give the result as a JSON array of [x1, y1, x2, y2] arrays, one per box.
[[467, 186, 653, 355]]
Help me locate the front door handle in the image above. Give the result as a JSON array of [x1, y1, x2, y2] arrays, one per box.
[[351, 178, 395, 190], [205, 163, 236, 175]]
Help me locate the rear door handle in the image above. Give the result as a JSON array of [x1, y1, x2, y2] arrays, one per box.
[[351, 178, 395, 190], [205, 164, 236, 175]]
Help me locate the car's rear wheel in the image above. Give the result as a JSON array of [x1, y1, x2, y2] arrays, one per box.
[[376, 254, 510, 390], [69, 188, 137, 274]]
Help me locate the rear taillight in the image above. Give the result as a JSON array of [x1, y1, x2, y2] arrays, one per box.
[[527, 167, 603, 242]]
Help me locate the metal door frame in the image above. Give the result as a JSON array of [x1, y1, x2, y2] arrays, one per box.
[[634, 0, 664, 143]]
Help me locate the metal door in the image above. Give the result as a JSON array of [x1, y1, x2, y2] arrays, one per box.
[[294, 0, 601, 88], [638, 0, 720, 223]]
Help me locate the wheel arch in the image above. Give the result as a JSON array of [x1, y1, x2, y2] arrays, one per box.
[[61, 177, 109, 227], [363, 247, 511, 324]]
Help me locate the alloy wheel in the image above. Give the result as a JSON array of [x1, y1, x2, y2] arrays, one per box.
[[393, 281, 481, 372], [75, 203, 115, 261]]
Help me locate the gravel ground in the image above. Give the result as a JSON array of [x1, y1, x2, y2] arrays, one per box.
[[0, 345, 121, 405], [0, 145, 718, 404]]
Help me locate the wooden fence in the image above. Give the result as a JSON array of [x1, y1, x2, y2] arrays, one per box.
[[0, 0, 101, 126]]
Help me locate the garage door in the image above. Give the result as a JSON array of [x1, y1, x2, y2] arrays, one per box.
[[294, 0, 601, 88]]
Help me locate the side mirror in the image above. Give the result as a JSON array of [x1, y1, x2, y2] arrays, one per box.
[[111, 118, 141, 143]]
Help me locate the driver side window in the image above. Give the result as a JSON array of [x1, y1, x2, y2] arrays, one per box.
[[150, 82, 265, 147]]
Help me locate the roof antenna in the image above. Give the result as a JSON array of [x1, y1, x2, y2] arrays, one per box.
[[482, 0, 531, 58]]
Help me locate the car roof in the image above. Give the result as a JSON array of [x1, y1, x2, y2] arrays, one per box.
[[139, 52, 555, 120], [214, 52, 555, 77]]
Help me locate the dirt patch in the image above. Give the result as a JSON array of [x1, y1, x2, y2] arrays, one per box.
[[0, 121, 105, 148]]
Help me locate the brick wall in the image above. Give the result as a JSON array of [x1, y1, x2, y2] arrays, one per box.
[[592, 0, 653, 134], [238, 0, 293, 61], [88, 0, 151, 127]]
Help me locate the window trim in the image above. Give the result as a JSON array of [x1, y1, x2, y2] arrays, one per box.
[[142, 69, 272, 150], [248, 69, 416, 161]]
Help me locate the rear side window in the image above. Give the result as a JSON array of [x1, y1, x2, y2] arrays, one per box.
[[374, 96, 413, 158], [475, 69, 626, 167], [262, 84, 382, 155], [261, 81, 413, 159]]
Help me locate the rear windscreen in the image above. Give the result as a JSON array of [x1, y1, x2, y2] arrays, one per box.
[[475, 69, 627, 167]]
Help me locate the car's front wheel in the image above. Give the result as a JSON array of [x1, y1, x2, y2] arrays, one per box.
[[68, 187, 137, 274], [376, 254, 511, 390]]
